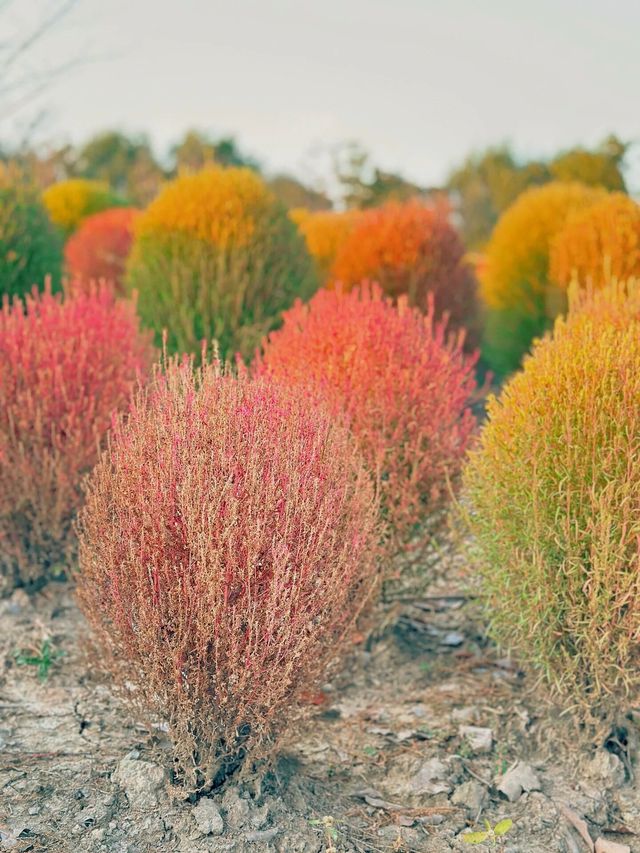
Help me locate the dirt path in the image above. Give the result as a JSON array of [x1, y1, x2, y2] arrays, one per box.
[[0, 540, 638, 852]]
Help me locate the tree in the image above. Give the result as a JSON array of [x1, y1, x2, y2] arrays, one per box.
[[332, 141, 426, 209], [549, 134, 628, 192], [268, 174, 331, 211], [74, 131, 164, 204], [0, 0, 83, 125], [446, 147, 550, 249], [170, 130, 259, 174]]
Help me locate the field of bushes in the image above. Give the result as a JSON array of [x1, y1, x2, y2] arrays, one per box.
[[1, 133, 640, 853]]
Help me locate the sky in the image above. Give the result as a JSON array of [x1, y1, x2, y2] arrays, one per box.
[[3, 0, 640, 191]]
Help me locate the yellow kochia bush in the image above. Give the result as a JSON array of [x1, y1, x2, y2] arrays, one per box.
[[42, 179, 126, 236], [550, 193, 640, 288], [480, 181, 604, 375], [464, 279, 640, 710], [290, 207, 361, 280], [128, 168, 317, 359]]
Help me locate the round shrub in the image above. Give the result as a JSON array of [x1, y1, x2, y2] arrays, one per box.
[[42, 179, 127, 237], [127, 167, 318, 360], [480, 181, 604, 375], [76, 362, 380, 790], [0, 183, 63, 297], [290, 207, 361, 280], [64, 207, 139, 294], [329, 199, 478, 339], [0, 285, 154, 593], [464, 280, 640, 709], [550, 193, 640, 288], [256, 284, 478, 554]]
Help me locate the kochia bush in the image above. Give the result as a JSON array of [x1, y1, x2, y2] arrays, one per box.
[[65, 207, 139, 294], [127, 167, 317, 359], [42, 179, 127, 237], [0, 182, 63, 298], [256, 284, 478, 554], [464, 280, 640, 709], [329, 199, 478, 340], [290, 207, 361, 280], [76, 363, 380, 789], [550, 193, 640, 288], [480, 181, 604, 375], [0, 285, 153, 592]]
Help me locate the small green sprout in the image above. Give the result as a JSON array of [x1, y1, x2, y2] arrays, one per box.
[[15, 639, 64, 682], [463, 818, 513, 845]]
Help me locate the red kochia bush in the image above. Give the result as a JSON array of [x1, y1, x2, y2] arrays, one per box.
[[256, 284, 478, 553], [64, 207, 138, 294], [76, 362, 380, 789], [0, 284, 154, 592]]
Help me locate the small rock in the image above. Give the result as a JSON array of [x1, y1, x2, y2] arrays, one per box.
[[459, 725, 493, 754], [411, 757, 452, 795], [112, 756, 165, 809], [27, 805, 41, 816], [452, 706, 478, 724], [587, 750, 626, 789], [418, 813, 445, 826], [193, 798, 224, 836], [451, 780, 488, 812], [7, 589, 30, 615], [441, 632, 465, 647], [497, 762, 541, 802], [245, 827, 279, 843]]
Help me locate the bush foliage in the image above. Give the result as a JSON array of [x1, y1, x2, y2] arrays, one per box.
[[127, 167, 317, 359], [290, 207, 361, 280], [480, 181, 604, 375], [42, 179, 127, 236], [550, 193, 640, 289], [65, 207, 139, 294], [464, 280, 640, 708], [0, 182, 63, 298], [256, 284, 478, 554], [329, 199, 478, 340], [76, 362, 380, 789], [0, 285, 153, 592]]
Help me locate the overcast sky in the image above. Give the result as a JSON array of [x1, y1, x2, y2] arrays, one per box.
[[5, 0, 640, 190]]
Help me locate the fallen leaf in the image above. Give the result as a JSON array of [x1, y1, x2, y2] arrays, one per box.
[[558, 803, 594, 852], [594, 838, 631, 853]]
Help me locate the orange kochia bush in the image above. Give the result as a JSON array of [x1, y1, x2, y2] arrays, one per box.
[[550, 193, 640, 288], [256, 284, 478, 553], [76, 362, 380, 789], [330, 199, 478, 339], [64, 207, 139, 294], [0, 285, 154, 592]]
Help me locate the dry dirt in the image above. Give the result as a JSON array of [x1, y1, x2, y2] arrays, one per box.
[[1, 536, 639, 853]]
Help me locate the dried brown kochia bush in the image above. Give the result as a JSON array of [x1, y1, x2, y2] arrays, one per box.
[[75, 357, 381, 790]]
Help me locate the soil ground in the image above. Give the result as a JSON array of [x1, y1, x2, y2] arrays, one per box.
[[1, 536, 639, 853]]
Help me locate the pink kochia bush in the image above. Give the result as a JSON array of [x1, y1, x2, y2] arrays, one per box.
[[256, 284, 478, 554], [0, 284, 153, 592], [76, 361, 380, 789]]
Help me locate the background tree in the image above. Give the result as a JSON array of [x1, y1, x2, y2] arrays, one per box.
[[74, 131, 164, 204], [268, 174, 331, 211], [446, 147, 549, 249], [549, 134, 628, 191], [171, 130, 259, 174]]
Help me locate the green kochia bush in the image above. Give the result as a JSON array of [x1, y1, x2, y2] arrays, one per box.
[[464, 280, 640, 712], [0, 184, 63, 297], [127, 167, 318, 360]]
